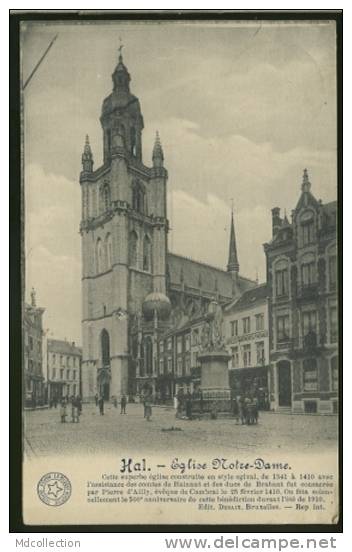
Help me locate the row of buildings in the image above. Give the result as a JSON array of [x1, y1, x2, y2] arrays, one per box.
[[23, 290, 82, 408], [79, 49, 338, 415]]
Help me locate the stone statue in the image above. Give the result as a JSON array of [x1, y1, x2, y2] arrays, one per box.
[[212, 302, 224, 350], [200, 321, 211, 352], [199, 301, 225, 352]]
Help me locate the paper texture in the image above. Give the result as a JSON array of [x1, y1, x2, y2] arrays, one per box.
[[21, 17, 339, 526]]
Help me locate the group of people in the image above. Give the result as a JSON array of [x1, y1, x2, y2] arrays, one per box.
[[173, 388, 260, 424], [94, 393, 128, 416], [175, 390, 195, 420], [57, 390, 259, 426], [59, 395, 82, 423], [142, 393, 153, 421], [234, 395, 259, 425]]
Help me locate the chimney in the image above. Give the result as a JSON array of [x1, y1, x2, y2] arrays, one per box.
[[271, 207, 282, 238]]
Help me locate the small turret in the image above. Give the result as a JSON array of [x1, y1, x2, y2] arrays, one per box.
[[152, 131, 164, 168], [301, 168, 311, 193], [81, 135, 93, 173], [271, 207, 282, 238]]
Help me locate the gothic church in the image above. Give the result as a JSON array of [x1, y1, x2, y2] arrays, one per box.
[[80, 51, 255, 400]]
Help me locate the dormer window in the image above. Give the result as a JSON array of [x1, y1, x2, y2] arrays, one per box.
[[302, 220, 314, 245], [300, 211, 315, 246]]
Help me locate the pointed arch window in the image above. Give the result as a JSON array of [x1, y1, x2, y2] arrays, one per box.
[[145, 336, 153, 375], [96, 238, 104, 274], [101, 183, 111, 212], [132, 181, 146, 215], [140, 342, 145, 377], [143, 235, 152, 272], [101, 329, 110, 367], [106, 233, 113, 268], [129, 231, 138, 268]]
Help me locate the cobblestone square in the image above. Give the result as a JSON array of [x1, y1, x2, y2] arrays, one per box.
[[24, 403, 338, 458]]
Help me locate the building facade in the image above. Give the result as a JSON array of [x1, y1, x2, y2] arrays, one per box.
[[224, 284, 270, 409], [264, 170, 338, 414], [80, 51, 255, 401], [23, 289, 45, 408], [47, 339, 82, 402]]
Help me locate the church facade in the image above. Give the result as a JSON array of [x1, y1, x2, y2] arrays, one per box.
[[80, 52, 255, 401]]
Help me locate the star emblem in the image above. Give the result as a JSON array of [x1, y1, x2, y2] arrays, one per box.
[[46, 480, 63, 498]]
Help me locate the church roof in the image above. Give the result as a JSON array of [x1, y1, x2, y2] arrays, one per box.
[[226, 283, 269, 312], [167, 253, 254, 299]]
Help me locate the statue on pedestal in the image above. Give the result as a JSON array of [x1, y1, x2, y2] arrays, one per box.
[[200, 301, 225, 353]]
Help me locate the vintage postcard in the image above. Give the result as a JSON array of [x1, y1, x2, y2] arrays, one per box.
[[18, 14, 340, 527]]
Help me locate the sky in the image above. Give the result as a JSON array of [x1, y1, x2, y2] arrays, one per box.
[[22, 20, 337, 344]]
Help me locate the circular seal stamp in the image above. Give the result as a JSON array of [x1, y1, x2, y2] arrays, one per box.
[[37, 472, 71, 507]]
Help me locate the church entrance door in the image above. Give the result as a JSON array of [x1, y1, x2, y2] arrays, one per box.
[[102, 382, 110, 401]]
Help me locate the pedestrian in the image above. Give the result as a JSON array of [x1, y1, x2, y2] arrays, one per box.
[[244, 396, 252, 425], [71, 396, 80, 423], [120, 394, 127, 414], [233, 395, 241, 424], [71, 397, 75, 422], [77, 395, 82, 415], [238, 395, 245, 425], [60, 398, 67, 423], [94, 393, 99, 407], [253, 396, 259, 424], [112, 395, 118, 408], [98, 395, 105, 415], [144, 394, 152, 421], [185, 392, 193, 420]]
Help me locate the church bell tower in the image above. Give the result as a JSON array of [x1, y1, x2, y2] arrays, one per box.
[[80, 46, 169, 401]]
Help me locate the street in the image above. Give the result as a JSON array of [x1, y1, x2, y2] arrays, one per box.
[[24, 403, 338, 458]]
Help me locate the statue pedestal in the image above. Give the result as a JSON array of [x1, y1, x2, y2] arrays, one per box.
[[197, 350, 232, 415]]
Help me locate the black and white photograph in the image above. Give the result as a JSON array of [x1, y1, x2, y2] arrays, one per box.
[[14, 12, 341, 528]]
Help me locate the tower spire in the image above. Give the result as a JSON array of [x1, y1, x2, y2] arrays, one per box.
[[112, 39, 130, 93], [301, 168, 311, 193], [81, 134, 93, 173], [118, 36, 124, 62], [227, 206, 240, 274], [152, 130, 164, 167]]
